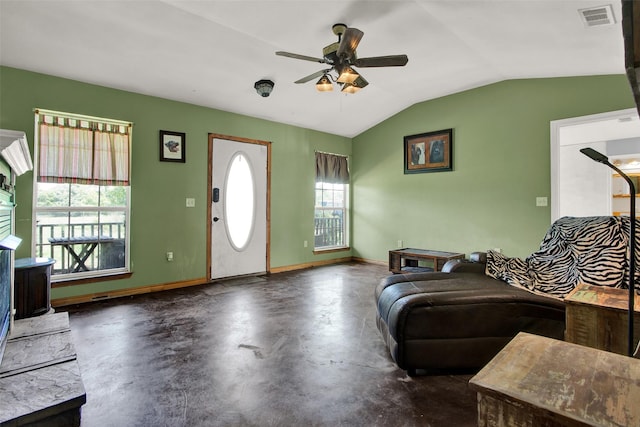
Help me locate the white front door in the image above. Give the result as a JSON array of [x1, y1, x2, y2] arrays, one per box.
[[210, 137, 268, 279]]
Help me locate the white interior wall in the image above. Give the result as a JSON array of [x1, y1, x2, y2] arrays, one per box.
[[558, 141, 610, 218]]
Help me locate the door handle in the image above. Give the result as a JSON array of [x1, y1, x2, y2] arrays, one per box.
[[213, 217, 220, 222]]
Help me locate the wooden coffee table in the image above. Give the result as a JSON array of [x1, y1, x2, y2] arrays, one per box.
[[388, 248, 465, 273], [470, 332, 640, 426]]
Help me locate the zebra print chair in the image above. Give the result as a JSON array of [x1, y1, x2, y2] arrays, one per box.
[[376, 216, 636, 375], [485, 216, 639, 297]]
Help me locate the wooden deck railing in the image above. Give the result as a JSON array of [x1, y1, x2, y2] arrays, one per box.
[[36, 222, 126, 274], [38, 218, 338, 273], [314, 217, 343, 248]]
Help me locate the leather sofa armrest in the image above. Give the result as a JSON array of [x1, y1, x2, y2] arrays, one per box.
[[442, 251, 487, 274]]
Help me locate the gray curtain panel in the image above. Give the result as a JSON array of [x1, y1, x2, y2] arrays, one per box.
[[315, 152, 349, 183]]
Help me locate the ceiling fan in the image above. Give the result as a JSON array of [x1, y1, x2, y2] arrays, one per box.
[[275, 23, 409, 94]]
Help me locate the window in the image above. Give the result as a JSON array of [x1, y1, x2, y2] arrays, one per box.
[[314, 152, 349, 250], [314, 182, 348, 249], [225, 152, 255, 251], [33, 109, 132, 281]]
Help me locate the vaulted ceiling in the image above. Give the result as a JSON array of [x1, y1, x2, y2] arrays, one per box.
[[0, 1, 626, 137]]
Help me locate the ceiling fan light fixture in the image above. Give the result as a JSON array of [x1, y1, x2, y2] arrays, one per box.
[[254, 79, 274, 97], [336, 66, 359, 84], [316, 75, 333, 92], [341, 83, 360, 94], [342, 75, 369, 94], [277, 23, 407, 94]]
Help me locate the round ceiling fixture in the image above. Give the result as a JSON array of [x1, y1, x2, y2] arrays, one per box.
[[254, 79, 274, 97]]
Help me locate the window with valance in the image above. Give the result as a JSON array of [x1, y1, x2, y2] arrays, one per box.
[[314, 152, 349, 250], [33, 109, 132, 281]]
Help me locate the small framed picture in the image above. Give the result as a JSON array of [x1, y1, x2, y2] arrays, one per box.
[[404, 128, 453, 174], [159, 130, 186, 163]]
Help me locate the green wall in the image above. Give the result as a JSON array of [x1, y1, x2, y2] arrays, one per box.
[[0, 66, 351, 300], [352, 75, 635, 261], [0, 66, 635, 301]]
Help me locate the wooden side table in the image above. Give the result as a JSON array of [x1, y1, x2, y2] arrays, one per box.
[[470, 332, 640, 427], [388, 248, 464, 273], [14, 257, 56, 319], [565, 283, 640, 356]]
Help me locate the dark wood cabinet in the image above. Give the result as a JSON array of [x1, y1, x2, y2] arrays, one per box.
[[14, 257, 55, 319]]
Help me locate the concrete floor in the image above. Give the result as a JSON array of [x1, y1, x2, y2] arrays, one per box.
[[65, 262, 478, 426]]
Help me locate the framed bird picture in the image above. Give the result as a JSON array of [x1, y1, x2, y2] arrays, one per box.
[[159, 130, 186, 163]]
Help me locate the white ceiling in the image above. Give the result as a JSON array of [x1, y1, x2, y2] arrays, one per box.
[[0, 0, 626, 138]]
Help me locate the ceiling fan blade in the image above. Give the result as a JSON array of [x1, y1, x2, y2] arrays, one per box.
[[337, 27, 364, 59], [294, 69, 330, 84], [276, 51, 326, 64], [353, 55, 409, 68]]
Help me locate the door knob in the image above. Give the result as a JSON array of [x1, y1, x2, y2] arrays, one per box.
[[213, 217, 220, 222]]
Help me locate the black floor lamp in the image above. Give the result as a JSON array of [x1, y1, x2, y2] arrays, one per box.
[[580, 147, 636, 357]]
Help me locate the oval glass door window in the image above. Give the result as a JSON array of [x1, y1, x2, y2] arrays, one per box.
[[224, 152, 255, 251]]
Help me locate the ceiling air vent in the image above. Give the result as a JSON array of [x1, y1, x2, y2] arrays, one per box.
[[578, 4, 616, 27]]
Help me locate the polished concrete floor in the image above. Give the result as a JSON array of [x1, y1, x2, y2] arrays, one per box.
[[65, 262, 478, 426]]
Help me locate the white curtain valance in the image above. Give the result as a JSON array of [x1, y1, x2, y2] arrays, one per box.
[[36, 111, 131, 186]]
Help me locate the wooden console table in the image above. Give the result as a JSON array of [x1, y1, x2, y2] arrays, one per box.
[[565, 283, 640, 356], [470, 332, 640, 427], [0, 312, 86, 426], [388, 248, 464, 273]]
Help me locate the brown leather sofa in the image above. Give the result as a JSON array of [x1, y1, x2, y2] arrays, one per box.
[[375, 253, 566, 376]]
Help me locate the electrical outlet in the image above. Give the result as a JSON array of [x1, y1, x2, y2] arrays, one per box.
[[186, 198, 195, 207], [536, 197, 548, 207], [166, 251, 173, 261], [397, 240, 403, 248], [303, 240, 308, 248]]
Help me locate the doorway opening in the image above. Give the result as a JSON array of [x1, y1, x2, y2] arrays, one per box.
[[551, 108, 640, 221]]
